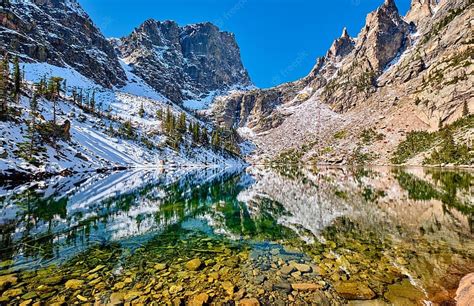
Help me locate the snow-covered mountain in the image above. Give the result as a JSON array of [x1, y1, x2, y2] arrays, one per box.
[[0, 0, 248, 180], [116, 20, 252, 104], [0, 0, 251, 101], [0, 0, 126, 88]]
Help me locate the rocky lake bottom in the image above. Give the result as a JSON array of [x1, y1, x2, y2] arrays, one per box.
[[0, 166, 472, 305]]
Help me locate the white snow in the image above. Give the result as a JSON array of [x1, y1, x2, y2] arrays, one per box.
[[1, 62, 245, 177]]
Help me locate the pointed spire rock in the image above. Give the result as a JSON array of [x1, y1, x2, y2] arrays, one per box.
[[341, 27, 349, 39], [384, 0, 396, 7], [405, 0, 436, 25]]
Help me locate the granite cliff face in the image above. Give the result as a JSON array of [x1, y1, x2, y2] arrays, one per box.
[[0, 1, 251, 99], [212, 0, 473, 165], [117, 20, 252, 103], [0, 0, 126, 88]]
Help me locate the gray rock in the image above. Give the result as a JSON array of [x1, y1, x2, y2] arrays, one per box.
[[0, 0, 126, 88], [117, 20, 251, 102]]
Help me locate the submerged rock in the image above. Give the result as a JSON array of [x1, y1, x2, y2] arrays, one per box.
[[2, 288, 23, 298], [189, 293, 209, 306], [238, 298, 260, 306], [292, 263, 312, 273], [0, 274, 17, 291], [221, 281, 235, 296], [109, 292, 125, 304], [334, 282, 376, 300], [291, 283, 322, 291], [64, 279, 84, 290], [384, 280, 424, 305], [154, 263, 167, 271], [185, 259, 203, 271]]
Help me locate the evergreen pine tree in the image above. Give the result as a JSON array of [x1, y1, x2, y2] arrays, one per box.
[[164, 107, 172, 134], [462, 101, 469, 117], [71, 87, 77, 104], [12, 56, 21, 103], [27, 94, 39, 160], [211, 130, 221, 148], [48, 77, 63, 125], [62, 79, 67, 97], [200, 127, 209, 146], [78, 89, 83, 107], [17, 93, 42, 164], [178, 112, 186, 132], [90, 90, 96, 113], [192, 123, 200, 143], [0, 55, 7, 116], [37, 77, 47, 96], [138, 102, 145, 118], [0, 53, 10, 114], [156, 108, 163, 120], [108, 122, 115, 136]]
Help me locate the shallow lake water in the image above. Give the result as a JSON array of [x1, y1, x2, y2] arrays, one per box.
[[0, 166, 473, 305]]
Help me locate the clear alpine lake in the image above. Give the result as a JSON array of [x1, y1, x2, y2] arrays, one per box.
[[0, 166, 472, 305]]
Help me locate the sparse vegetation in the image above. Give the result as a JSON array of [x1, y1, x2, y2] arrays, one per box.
[[333, 130, 348, 140], [423, 7, 465, 44], [424, 129, 471, 165], [350, 146, 377, 165], [360, 128, 384, 144], [391, 115, 473, 165], [272, 148, 304, 165]]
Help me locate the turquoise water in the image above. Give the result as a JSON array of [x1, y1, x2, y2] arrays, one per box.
[[0, 166, 472, 304]]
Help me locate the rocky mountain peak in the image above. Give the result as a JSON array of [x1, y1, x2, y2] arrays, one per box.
[[119, 20, 251, 103], [405, 0, 438, 26], [326, 28, 355, 61], [355, 0, 411, 72], [341, 27, 350, 39], [0, 0, 126, 88], [383, 0, 398, 10]]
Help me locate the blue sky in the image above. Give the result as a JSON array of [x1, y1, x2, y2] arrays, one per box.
[[79, 0, 411, 88]]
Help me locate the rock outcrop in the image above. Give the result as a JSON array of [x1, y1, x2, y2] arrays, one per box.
[[325, 28, 355, 62], [456, 273, 474, 306], [0, 0, 126, 88], [213, 0, 472, 165], [405, 0, 438, 26], [117, 20, 252, 102], [320, 0, 413, 111]]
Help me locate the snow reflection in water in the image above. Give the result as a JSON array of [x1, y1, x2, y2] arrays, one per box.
[[0, 166, 472, 304]]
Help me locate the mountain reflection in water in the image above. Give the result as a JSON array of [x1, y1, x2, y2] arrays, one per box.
[[0, 166, 472, 305]]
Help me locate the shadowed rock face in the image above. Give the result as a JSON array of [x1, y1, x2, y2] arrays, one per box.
[[0, 0, 126, 88], [118, 20, 252, 103]]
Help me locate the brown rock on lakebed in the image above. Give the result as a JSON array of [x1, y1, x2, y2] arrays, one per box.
[[384, 279, 424, 305], [0, 274, 17, 291], [292, 263, 312, 273], [185, 258, 203, 271], [334, 282, 376, 300], [221, 281, 235, 296], [189, 293, 209, 306], [65, 279, 84, 290], [291, 283, 322, 291], [238, 298, 260, 306]]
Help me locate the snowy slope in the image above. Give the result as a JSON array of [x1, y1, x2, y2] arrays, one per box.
[[0, 62, 245, 178]]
